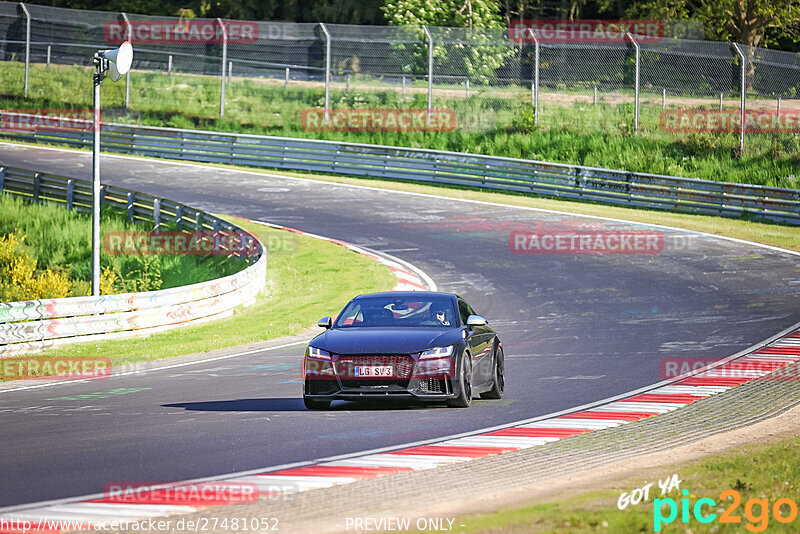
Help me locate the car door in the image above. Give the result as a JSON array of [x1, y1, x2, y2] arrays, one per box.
[[459, 299, 494, 386]]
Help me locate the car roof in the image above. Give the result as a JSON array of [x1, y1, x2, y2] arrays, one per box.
[[351, 291, 459, 301]]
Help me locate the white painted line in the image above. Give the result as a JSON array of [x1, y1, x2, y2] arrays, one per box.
[[650, 385, 730, 396], [519, 419, 627, 429], [326, 454, 467, 469], [768, 339, 800, 347], [593, 402, 685, 413], [441, 436, 560, 448], [45, 502, 197, 518], [704, 371, 775, 379], [249, 475, 355, 489], [322, 458, 433, 469], [739, 355, 799, 362]]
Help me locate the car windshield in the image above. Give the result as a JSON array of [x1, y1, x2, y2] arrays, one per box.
[[334, 296, 457, 328]]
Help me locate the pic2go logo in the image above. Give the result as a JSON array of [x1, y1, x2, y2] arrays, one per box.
[[654, 489, 799, 532]]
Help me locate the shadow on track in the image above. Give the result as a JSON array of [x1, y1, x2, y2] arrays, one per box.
[[164, 398, 446, 412]]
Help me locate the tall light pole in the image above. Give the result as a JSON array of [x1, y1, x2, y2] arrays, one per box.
[[92, 41, 133, 296]]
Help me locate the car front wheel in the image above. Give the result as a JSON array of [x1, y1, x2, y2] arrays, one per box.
[[447, 353, 472, 408]]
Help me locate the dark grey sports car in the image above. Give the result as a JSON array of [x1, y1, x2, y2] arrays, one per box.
[[302, 291, 504, 409]]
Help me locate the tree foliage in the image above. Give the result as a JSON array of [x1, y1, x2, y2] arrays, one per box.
[[382, 0, 515, 81], [626, 0, 800, 48]]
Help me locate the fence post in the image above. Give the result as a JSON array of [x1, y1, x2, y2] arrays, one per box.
[[217, 18, 227, 117], [285, 67, 289, 89], [196, 211, 203, 231], [176, 205, 184, 230], [424, 25, 433, 112], [626, 32, 640, 134], [533, 31, 539, 124], [319, 23, 331, 121], [593, 84, 597, 105], [153, 198, 161, 233], [719, 92, 723, 111], [122, 13, 132, 109], [465, 77, 469, 98], [126, 191, 134, 222], [662, 88, 666, 109], [20, 3, 30, 97], [46, 45, 50, 69], [32, 172, 40, 202], [777, 96, 781, 114], [0, 167, 5, 192], [66, 179, 74, 211], [168, 55, 172, 77], [228, 61, 232, 85], [402, 75, 406, 98], [346, 73, 350, 93], [732, 43, 746, 154]]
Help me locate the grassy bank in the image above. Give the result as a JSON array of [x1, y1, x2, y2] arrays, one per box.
[[2, 216, 395, 375], [0, 193, 243, 299], [449, 433, 800, 533], [1, 62, 798, 188]]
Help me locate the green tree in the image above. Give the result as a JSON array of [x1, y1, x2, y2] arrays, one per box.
[[627, 0, 800, 49], [382, 0, 515, 81], [383, 0, 506, 27]]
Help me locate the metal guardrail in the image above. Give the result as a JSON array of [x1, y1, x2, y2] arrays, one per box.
[[1, 114, 798, 224], [0, 164, 267, 356]]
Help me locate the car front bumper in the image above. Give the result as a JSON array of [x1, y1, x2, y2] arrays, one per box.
[[303, 354, 460, 401]]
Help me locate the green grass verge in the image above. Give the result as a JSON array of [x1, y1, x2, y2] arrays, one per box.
[[2, 217, 396, 377], [0, 193, 243, 296], [445, 434, 800, 533], [2, 62, 799, 188]]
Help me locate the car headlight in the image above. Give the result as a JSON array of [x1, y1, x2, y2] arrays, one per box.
[[308, 346, 332, 360], [419, 345, 454, 359]]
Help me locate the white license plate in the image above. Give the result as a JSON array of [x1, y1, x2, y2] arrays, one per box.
[[354, 365, 393, 377]]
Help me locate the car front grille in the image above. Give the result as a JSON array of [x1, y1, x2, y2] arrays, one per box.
[[335, 355, 415, 379], [335, 355, 415, 389]]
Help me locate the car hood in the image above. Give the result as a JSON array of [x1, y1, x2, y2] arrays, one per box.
[[311, 327, 463, 355]]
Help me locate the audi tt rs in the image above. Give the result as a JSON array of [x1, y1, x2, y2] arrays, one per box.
[[302, 291, 504, 409]]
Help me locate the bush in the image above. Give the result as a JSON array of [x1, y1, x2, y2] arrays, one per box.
[[510, 102, 537, 133], [0, 231, 73, 302]]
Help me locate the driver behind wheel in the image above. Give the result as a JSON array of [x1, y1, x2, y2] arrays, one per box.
[[432, 305, 451, 326]]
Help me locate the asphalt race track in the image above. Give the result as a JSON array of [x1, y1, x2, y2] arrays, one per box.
[[1, 143, 798, 507]]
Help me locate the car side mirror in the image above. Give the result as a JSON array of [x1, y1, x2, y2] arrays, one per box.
[[317, 316, 332, 329], [466, 315, 487, 328]]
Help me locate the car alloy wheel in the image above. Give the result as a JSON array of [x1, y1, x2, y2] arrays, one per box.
[[480, 346, 504, 399], [447, 353, 472, 408]]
